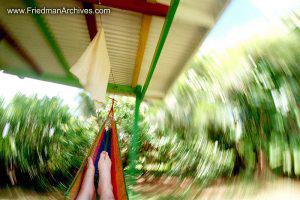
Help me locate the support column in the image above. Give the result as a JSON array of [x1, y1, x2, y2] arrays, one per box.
[[129, 85, 142, 184]]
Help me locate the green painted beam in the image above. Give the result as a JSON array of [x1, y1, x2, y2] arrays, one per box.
[[107, 83, 136, 95], [1, 68, 136, 95], [141, 0, 180, 100], [23, 0, 72, 77]]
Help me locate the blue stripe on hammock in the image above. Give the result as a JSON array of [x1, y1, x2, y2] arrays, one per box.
[[94, 128, 112, 176]]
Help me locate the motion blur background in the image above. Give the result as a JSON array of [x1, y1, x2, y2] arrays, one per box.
[[1, 0, 300, 199]]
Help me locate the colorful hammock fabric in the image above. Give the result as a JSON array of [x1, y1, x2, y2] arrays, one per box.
[[65, 105, 127, 200]]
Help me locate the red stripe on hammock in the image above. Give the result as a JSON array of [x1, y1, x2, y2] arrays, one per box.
[[110, 122, 127, 200]]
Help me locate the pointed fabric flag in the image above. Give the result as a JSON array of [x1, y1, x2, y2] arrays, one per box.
[[71, 28, 111, 103]]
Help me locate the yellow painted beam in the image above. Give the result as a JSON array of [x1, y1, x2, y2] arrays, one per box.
[[131, 14, 152, 87]]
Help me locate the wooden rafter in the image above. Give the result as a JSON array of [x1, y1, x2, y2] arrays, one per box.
[[0, 24, 42, 74], [79, 0, 169, 17], [0, 29, 5, 41], [131, 15, 152, 87], [82, 2, 98, 40]]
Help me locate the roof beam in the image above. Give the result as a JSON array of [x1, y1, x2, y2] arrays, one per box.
[[79, 0, 169, 17], [0, 24, 42, 74], [1, 68, 136, 95], [107, 83, 136, 95], [141, 0, 179, 100], [82, 2, 98, 40], [131, 15, 152, 88], [23, 0, 72, 77]]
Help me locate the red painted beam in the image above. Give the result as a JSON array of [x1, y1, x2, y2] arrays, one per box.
[[0, 24, 42, 74], [82, 2, 98, 40], [79, 0, 169, 17]]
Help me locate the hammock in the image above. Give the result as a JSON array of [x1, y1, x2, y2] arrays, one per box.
[[65, 101, 128, 200]]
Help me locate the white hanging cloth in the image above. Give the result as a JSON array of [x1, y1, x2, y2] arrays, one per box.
[[70, 28, 111, 104]]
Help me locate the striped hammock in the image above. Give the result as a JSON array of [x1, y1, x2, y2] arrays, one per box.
[[65, 105, 128, 200]]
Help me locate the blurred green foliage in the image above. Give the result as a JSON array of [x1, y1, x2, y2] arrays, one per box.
[[0, 13, 299, 195], [0, 95, 96, 191]]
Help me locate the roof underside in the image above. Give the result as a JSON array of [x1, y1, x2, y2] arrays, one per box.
[[0, 0, 229, 99]]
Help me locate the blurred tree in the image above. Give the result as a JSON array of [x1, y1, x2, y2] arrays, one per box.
[[77, 91, 96, 118], [0, 94, 94, 191]]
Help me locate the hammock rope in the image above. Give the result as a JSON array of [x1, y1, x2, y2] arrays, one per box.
[[66, 8, 128, 199]]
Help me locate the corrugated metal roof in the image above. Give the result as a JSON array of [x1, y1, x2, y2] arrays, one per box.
[[138, 0, 229, 98], [0, 0, 66, 76], [0, 0, 230, 99], [139, 18, 207, 98], [98, 7, 142, 85]]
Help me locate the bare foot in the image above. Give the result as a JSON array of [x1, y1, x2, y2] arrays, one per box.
[[77, 157, 95, 200], [98, 151, 115, 200]]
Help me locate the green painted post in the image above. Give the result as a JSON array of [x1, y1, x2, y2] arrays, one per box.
[[128, 0, 180, 186], [129, 85, 142, 184]]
